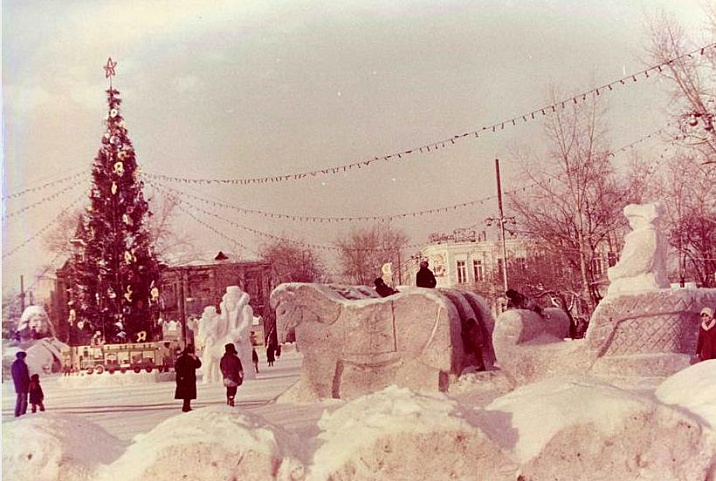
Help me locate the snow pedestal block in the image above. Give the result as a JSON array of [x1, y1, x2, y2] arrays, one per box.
[[270, 283, 497, 401], [493, 288, 716, 386], [586, 288, 716, 376]]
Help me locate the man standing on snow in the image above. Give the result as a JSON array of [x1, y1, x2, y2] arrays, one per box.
[[11, 351, 30, 417], [415, 260, 437, 288]]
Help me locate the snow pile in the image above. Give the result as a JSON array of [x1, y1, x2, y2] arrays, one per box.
[[482, 378, 715, 480], [655, 359, 716, 428], [57, 370, 161, 387], [99, 406, 305, 481], [2, 414, 125, 481], [308, 385, 516, 481]]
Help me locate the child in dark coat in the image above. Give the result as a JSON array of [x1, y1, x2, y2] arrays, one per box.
[[29, 374, 45, 413]]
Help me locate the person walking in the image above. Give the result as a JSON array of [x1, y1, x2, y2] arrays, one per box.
[[219, 343, 244, 406], [29, 374, 45, 413], [250, 330, 260, 373], [11, 351, 30, 417], [266, 342, 276, 367], [416, 260, 437, 288], [174, 344, 201, 412], [697, 307, 716, 361]]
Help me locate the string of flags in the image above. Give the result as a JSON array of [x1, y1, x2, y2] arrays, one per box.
[[2, 170, 86, 200], [174, 201, 249, 254], [142, 43, 715, 186], [2, 195, 86, 259], [148, 178, 498, 223], [146, 126, 664, 224], [159, 188, 428, 253], [3, 182, 86, 222]]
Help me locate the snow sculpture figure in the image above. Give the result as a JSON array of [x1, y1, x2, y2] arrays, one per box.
[[381, 263, 394, 288], [198, 287, 255, 384], [16, 306, 53, 340], [607, 202, 669, 297], [196, 306, 221, 384]]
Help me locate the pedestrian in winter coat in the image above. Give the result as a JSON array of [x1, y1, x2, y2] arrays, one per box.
[[416, 261, 437, 288], [697, 307, 716, 361], [219, 343, 244, 406], [266, 343, 276, 367], [11, 351, 30, 417], [29, 374, 45, 413], [174, 344, 201, 412]]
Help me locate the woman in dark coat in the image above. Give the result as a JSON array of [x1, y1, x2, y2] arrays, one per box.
[[219, 343, 243, 406], [174, 344, 201, 412]]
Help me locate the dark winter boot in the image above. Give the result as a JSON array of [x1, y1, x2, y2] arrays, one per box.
[[228, 397, 235, 407]]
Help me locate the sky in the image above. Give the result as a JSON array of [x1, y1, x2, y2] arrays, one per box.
[[1, 0, 711, 293]]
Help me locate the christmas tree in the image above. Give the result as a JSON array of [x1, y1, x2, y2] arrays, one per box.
[[69, 58, 160, 345]]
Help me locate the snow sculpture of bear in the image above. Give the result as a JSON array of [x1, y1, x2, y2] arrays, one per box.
[[493, 202, 716, 385], [270, 283, 496, 401], [606, 202, 669, 297]]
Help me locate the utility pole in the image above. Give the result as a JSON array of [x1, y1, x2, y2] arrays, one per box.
[[20, 275, 26, 312], [495, 158, 509, 293]]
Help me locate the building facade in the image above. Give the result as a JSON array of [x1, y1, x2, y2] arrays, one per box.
[[158, 253, 274, 344]]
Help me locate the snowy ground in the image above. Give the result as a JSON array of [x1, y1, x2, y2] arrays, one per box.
[[3, 348, 716, 481], [2, 347, 315, 442]]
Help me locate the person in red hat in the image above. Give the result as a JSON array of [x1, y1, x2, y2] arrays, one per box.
[[697, 307, 716, 361]]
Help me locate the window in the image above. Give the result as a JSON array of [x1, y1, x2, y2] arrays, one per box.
[[591, 257, 604, 276], [473, 259, 484, 282], [456, 260, 467, 284]]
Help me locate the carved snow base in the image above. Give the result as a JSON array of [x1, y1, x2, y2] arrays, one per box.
[[270, 283, 497, 401], [493, 288, 716, 386]]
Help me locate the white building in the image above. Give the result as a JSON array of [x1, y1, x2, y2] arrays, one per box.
[[408, 230, 529, 288]]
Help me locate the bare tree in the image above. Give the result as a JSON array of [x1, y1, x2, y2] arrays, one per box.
[[41, 192, 201, 267], [508, 94, 628, 313], [144, 193, 202, 265], [258, 239, 326, 284], [645, 9, 716, 157], [334, 224, 409, 285], [649, 153, 715, 286], [643, 11, 715, 286]]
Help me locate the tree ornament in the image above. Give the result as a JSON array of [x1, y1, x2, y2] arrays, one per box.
[[110, 108, 119, 118], [122, 213, 132, 225], [124, 285, 133, 302], [110, 135, 119, 145], [111, 182, 118, 195], [108, 287, 117, 299], [118, 150, 128, 161], [124, 250, 136, 264], [113, 161, 125, 176]]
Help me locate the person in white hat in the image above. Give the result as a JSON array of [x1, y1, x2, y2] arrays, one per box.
[[696, 307, 716, 361]]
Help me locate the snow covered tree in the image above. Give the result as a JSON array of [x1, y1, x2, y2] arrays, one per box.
[[68, 61, 160, 345]]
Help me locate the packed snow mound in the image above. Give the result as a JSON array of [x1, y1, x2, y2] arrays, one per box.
[[99, 406, 306, 481], [655, 359, 716, 428], [308, 386, 517, 481], [482, 378, 716, 480], [58, 370, 162, 387], [2, 414, 125, 481]]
